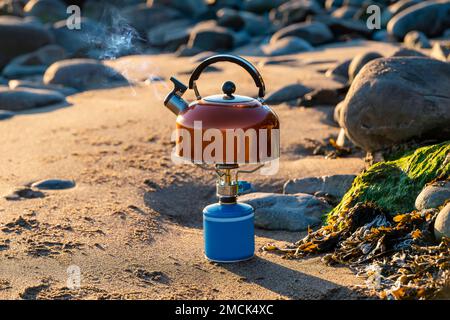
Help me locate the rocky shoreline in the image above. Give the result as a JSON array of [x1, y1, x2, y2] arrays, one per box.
[[0, 0, 449, 300]]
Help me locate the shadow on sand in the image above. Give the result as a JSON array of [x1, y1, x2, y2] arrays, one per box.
[[219, 256, 366, 299]]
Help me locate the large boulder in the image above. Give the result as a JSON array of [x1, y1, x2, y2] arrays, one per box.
[[187, 21, 235, 51], [415, 181, 450, 210], [0, 16, 53, 69], [387, 1, 450, 39], [0, 87, 65, 111], [24, 0, 67, 23], [341, 57, 450, 151], [270, 21, 334, 46], [239, 192, 332, 231], [3, 44, 67, 78], [262, 37, 313, 56], [284, 174, 356, 199], [434, 202, 450, 240], [43, 59, 127, 91]]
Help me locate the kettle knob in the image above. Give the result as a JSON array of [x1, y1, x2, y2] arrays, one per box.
[[222, 81, 236, 97]]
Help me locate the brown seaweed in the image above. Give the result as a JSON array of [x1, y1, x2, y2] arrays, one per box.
[[264, 203, 450, 300]]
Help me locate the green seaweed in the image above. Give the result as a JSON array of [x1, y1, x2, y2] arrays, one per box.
[[327, 141, 450, 225]]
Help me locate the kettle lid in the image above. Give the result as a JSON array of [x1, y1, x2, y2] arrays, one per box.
[[203, 80, 256, 104]]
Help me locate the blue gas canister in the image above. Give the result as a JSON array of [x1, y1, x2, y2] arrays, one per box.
[[203, 202, 254, 263]]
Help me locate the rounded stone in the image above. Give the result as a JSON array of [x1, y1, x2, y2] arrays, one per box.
[[415, 181, 450, 211], [434, 202, 450, 240]]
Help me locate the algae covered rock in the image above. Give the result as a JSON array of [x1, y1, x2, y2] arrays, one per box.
[[327, 142, 450, 224]]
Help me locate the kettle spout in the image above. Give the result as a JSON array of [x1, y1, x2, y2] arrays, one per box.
[[164, 77, 188, 115]]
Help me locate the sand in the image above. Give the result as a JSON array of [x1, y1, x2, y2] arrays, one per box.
[[0, 40, 400, 299]]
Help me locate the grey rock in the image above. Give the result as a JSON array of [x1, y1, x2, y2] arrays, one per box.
[[381, 0, 422, 28], [335, 127, 352, 148], [232, 30, 251, 48], [4, 187, 45, 200], [390, 47, 427, 57], [150, 0, 208, 18], [3, 44, 67, 78], [43, 59, 127, 91], [24, 0, 67, 23], [403, 30, 431, 49], [283, 174, 356, 199], [372, 30, 396, 42], [300, 88, 344, 107], [187, 21, 235, 51], [387, 1, 450, 39], [434, 202, 450, 240], [31, 179, 76, 190], [430, 42, 450, 62], [314, 15, 372, 38], [0, 0, 24, 16], [9, 80, 78, 96], [262, 36, 313, 56], [51, 18, 106, 57], [265, 83, 312, 105], [271, 21, 334, 46], [331, 6, 358, 19], [239, 192, 332, 231], [243, 0, 285, 13], [0, 16, 53, 69], [444, 28, 450, 38], [176, 45, 203, 57], [334, 101, 344, 126], [147, 19, 193, 50], [341, 57, 450, 151], [0, 87, 65, 111], [325, 0, 343, 10], [325, 59, 351, 82], [0, 109, 15, 120], [122, 3, 182, 34], [270, 0, 323, 27], [415, 181, 450, 211], [239, 10, 271, 36], [348, 51, 383, 83], [216, 8, 245, 31]]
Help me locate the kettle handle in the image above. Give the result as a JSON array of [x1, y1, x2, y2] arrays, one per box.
[[188, 54, 265, 99]]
